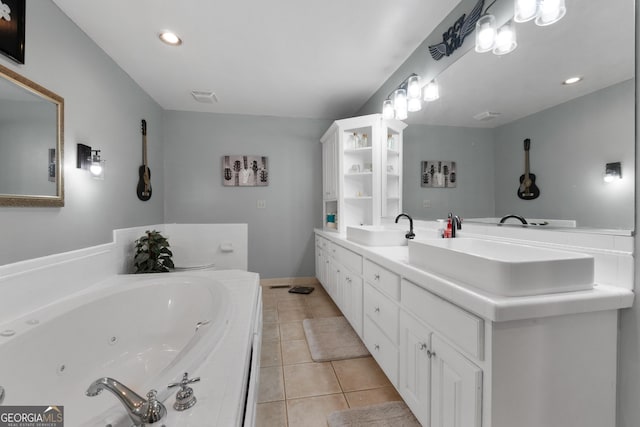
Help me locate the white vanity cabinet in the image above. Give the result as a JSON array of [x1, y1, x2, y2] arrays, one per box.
[[320, 114, 406, 234], [314, 230, 622, 427]]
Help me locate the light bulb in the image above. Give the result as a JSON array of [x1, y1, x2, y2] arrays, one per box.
[[514, 0, 539, 23], [393, 88, 408, 120], [382, 100, 395, 119], [423, 80, 439, 102], [475, 15, 496, 53], [159, 31, 183, 46], [536, 0, 566, 26], [407, 75, 421, 99], [90, 163, 103, 176], [493, 21, 517, 55], [408, 98, 422, 112]]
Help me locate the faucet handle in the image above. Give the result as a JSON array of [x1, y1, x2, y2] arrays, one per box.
[[168, 373, 200, 411], [142, 389, 166, 423]]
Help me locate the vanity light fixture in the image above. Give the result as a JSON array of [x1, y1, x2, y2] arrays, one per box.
[[407, 75, 422, 112], [89, 150, 105, 179], [563, 76, 583, 85], [423, 79, 440, 102], [493, 20, 517, 55], [77, 143, 105, 180], [159, 31, 182, 46], [604, 162, 622, 183]]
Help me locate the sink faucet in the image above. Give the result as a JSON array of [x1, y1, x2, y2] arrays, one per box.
[[86, 378, 166, 426], [499, 214, 528, 225], [395, 213, 415, 239], [448, 212, 462, 238]]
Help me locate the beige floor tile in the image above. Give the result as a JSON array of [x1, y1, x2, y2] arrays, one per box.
[[262, 323, 280, 342], [281, 339, 312, 365], [258, 366, 285, 403], [277, 307, 312, 323], [308, 304, 343, 318], [332, 357, 392, 392], [287, 394, 348, 427], [283, 362, 342, 399], [263, 308, 278, 323], [256, 401, 287, 427], [277, 299, 308, 311], [280, 321, 306, 341], [260, 340, 282, 367], [344, 386, 402, 408]]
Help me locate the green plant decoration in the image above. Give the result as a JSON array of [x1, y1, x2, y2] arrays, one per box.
[[133, 230, 174, 273]]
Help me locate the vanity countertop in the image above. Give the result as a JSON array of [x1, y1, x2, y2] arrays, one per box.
[[315, 229, 634, 322]]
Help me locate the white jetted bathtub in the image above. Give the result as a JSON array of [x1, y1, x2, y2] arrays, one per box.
[[0, 270, 262, 427]]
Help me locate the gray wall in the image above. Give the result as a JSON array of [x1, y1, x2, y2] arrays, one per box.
[[494, 79, 634, 229], [162, 111, 328, 278], [403, 125, 495, 220], [617, 5, 639, 425], [0, 1, 165, 264]]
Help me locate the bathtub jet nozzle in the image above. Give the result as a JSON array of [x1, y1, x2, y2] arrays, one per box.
[[85, 377, 166, 426]]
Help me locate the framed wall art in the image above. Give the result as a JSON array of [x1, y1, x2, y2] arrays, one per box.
[[0, 0, 25, 64], [222, 155, 269, 187], [421, 160, 457, 188]]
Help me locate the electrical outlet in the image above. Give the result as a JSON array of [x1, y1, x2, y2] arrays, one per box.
[[423, 199, 431, 208], [257, 200, 266, 209]]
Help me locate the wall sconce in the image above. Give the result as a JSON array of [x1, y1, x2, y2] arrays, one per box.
[[77, 143, 105, 179], [604, 162, 622, 183]]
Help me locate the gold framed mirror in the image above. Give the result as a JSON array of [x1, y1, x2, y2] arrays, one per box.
[[0, 63, 64, 207]]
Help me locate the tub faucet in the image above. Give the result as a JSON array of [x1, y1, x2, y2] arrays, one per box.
[[395, 213, 415, 239], [86, 377, 166, 426], [448, 212, 462, 238], [499, 214, 528, 225]]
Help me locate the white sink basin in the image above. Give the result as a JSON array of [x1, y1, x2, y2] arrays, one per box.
[[408, 238, 594, 296], [346, 225, 408, 246]]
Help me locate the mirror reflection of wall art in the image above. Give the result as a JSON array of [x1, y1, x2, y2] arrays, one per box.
[[421, 161, 457, 188], [0, 0, 25, 64], [222, 155, 269, 187]]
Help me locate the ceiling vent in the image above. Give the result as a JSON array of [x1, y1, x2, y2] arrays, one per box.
[[191, 91, 218, 104], [473, 111, 501, 121]]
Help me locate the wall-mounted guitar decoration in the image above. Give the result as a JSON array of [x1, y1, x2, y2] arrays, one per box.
[[517, 138, 540, 200], [136, 119, 152, 201]]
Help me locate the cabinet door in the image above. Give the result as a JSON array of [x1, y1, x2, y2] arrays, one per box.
[[341, 272, 363, 336], [399, 311, 432, 426], [430, 335, 482, 427], [327, 259, 340, 302], [322, 134, 338, 200]]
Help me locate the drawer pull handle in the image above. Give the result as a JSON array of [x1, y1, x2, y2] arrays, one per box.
[[374, 307, 380, 313], [374, 344, 380, 351], [374, 274, 380, 280], [419, 343, 427, 350], [427, 350, 436, 359]]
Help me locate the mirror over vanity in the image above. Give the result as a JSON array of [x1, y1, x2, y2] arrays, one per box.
[[0, 63, 64, 207], [400, 0, 634, 233]]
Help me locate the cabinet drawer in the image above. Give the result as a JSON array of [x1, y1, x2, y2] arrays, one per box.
[[402, 279, 484, 360], [364, 315, 398, 387], [364, 259, 400, 300], [316, 235, 329, 249], [364, 283, 399, 344], [331, 244, 363, 275]]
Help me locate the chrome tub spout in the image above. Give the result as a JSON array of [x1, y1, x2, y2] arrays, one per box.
[[86, 377, 166, 426]]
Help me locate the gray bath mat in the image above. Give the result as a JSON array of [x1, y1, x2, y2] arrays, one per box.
[[302, 316, 369, 362], [327, 401, 420, 427]]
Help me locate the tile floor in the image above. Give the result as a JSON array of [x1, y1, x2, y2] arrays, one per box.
[[255, 278, 403, 427]]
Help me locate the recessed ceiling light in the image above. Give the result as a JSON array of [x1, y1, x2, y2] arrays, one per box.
[[563, 76, 582, 85], [159, 31, 182, 46]]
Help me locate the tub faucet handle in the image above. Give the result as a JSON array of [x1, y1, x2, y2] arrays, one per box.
[[168, 373, 200, 411], [143, 390, 165, 423]]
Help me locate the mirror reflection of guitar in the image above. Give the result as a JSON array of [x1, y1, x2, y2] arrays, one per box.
[[136, 119, 152, 201], [517, 138, 540, 200]]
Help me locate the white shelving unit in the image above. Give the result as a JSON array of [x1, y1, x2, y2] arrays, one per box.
[[320, 114, 406, 234]]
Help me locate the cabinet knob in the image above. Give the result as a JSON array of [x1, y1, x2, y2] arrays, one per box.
[[419, 343, 427, 350], [374, 274, 380, 280], [374, 307, 380, 313], [374, 344, 380, 351], [427, 350, 436, 359]]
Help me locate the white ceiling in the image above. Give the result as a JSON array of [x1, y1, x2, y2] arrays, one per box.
[[52, 0, 635, 126], [52, 0, 459, 120]]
